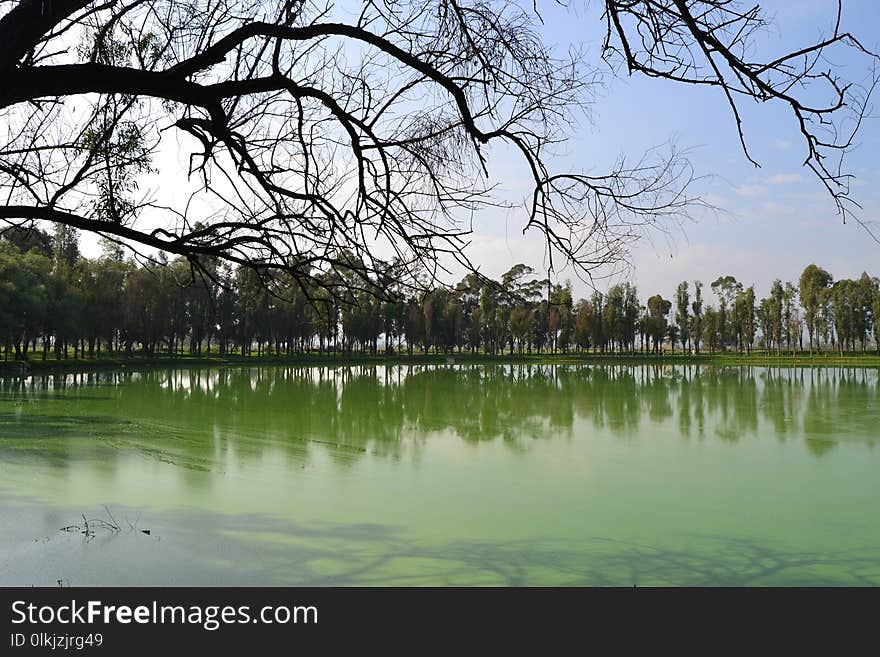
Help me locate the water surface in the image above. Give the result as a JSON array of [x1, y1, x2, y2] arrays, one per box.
[[1, 364, 878, 585]]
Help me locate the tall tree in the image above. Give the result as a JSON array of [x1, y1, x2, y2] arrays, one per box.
[[711, 275, 742, 350], [733, 286, 756, 353], [646, 294, 672, 354], [854, 273, 878, 352], [768, 280, 785, 355], [675, 281, 691, 352], [783, 282, 801, 351], [702, 306, 720, 353], [799, 264, 833, 353], [690, 281, 704, 355], [756, 297, 772, 354], [873, 292, 880, 355]]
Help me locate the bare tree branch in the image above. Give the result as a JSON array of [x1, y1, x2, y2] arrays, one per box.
[[0, 0, 875, 297]]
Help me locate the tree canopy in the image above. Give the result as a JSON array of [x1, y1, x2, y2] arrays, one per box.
[[0, 1, 876, 295]]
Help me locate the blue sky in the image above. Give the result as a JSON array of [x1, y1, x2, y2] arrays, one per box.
[[463, 0, 880, 304]]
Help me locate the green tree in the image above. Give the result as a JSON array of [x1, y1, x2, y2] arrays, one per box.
[[702, 306, 720, 353], [873, 292, 880, 355], [854, 273, 878, 352], [675, 281, 691, 352], [690, 281, 704, 354], [767, 280, 785, 355], [799, 264, 832, 353], [711, 275, 742, 350], [589, 291, 605, 353], [783, 282, 802, 351], [1, 224, 53, 257], [733, 286, 756, 353], [646, 294, 672, 354], [0, 242, 50, 359], [756, 297, 772, 354]]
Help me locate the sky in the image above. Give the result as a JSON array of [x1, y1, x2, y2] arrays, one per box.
[[453, 0, 880, 303], [69, 0, 880, 307]]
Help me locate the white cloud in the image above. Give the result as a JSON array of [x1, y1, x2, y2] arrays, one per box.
[[766, 173, 803, 185], [736, 184, 768, 197], [759, 201, 795, 217]]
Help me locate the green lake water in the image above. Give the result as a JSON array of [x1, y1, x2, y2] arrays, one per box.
[[1, 363, 878, 586]]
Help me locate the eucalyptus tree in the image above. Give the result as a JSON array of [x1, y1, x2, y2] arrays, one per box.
[[799, 264, 833, 353], [548, 282, 574, 353], [622, 283, 640, 353], [756, 298, 772, 354], [380, 295, 404, 355], [454, 274, 483, 353], [215, 264, 239, 355], [819, 288, 834, 351], [783, 283, 800, 351], [690, 281, 704, 354], [874, 293, 880, 355], [185, 256, 220, 355], [589, 291, 605, 353], [830, 279, 856, 353], [78, 255, 128, 356], [572, 298, 594, 352], [825, 274, 878, 353], [675, 281, 690, 352], [854, 273, 878, 352], [702, 306, 719, 353], [733, 286, 756, 353], [0, 240, 50, 359], [236, 265, 271, 355], [121, 265, 164, 354], [766, 280, 785, 355], [500, 264, 544, 352], [509, 305, 534, 354], [600, 282, 639, 353], [421, 287, 460, 353], [603, 284, 625, 353], [710, 275, 742, 349], [666, 324, 680, 354], [479, 283, 500, 355], [645, 294, 671, 354], [1, 225, 53, 256], [405, 298, 425, 356], [160, 257, 194, 356]]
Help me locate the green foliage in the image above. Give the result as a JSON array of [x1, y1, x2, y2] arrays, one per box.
[[0, 247, 877, 360], [645, 294, 671, 353], [873, 293, 880, 354], [675, 281, 690, 351], [690, 281, 704, 354], [799, 264, 833, 351], [1, 224, 53, 257]]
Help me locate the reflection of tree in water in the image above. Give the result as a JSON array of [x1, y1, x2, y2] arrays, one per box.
[[89, 507, 877, 586], [1, 365, 878, 471], [279, 532, 880, 585], [22, 504, 876, 586]]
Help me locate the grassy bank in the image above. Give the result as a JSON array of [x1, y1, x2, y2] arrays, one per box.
[[2, 349, 880, 375]]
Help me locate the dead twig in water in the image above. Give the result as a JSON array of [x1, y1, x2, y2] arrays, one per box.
[[60, 508, 122, 539]]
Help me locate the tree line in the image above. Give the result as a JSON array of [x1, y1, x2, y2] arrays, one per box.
[[1, 226, 879, 361]]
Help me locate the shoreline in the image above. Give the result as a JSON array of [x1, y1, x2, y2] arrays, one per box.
[[2, 351, 880, 375]]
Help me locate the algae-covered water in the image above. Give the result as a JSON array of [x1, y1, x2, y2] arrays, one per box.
[[1, 364, 878, 585]]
